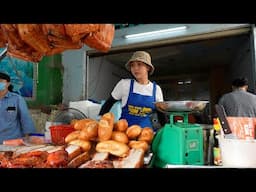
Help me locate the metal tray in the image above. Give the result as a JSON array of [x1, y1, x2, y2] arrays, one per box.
[[155, 100, 208, 112]]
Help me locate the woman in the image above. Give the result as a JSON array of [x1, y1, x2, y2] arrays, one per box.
[[0, 72, 36, 144], [99, 51, 167, 130]]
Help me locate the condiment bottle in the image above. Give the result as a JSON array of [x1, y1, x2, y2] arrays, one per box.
[[213, 118, 222, 166]]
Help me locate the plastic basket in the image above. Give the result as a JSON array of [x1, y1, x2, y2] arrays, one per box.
[[50, 124, 75, 145]]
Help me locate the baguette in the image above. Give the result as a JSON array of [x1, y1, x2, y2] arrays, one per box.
[[69, 139, 91, 152], [96, 140, 129, 157], [128, 140, 149, 152], [65, 130, 80, 143], [138, 127, 154, 144], [114, 119, 128, 132], [73, 119, 95, 130], [78, 121, 98, 141], [126, 125, 142, 139], [111, 131, 129, 144], [98, 119, 113, 141], [101, 112, 115, 128]]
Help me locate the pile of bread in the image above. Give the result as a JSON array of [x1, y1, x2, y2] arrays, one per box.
[[64, 112, 154, 168]]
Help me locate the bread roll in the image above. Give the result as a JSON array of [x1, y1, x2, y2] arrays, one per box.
[[65, 130, 80, 143], [69, 139, 91, 152], [128, 140, 149, 152], [101, 112, 115, 128], [138, 127, 154, 144], [126, 125, 142, 139], [78, 121, 98, 141], [73, 119, 95, 130], [114, 119, 128, 132], [111, 131, 129, 144], [70, 119, 79, 126], [96, 140, 129, 157], [98, 119, 113, 141]]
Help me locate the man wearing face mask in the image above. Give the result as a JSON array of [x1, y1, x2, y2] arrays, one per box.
[[0, 72, 36, 144]]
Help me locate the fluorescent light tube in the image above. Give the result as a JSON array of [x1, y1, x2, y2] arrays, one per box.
[[124, 26, 187, 39]]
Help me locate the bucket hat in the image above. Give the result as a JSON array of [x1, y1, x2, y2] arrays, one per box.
[[125, 51, 155, 75]]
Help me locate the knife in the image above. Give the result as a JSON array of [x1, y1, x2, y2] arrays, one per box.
[[214, 104, 236, 139]]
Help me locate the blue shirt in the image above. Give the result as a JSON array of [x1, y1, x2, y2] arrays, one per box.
[[0, 91, 36, 143]]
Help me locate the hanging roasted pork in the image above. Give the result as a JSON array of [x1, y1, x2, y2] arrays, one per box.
[[17, 24, 52, 54], [1, 24, 43, 62], [0, 24, 115, 63], [64, 24, 100, 42], [0, 25, 7, 47], [42, 24, 83, 56], [83, 24, 115, 52]]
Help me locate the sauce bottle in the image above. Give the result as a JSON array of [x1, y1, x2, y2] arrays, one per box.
[[213, 118, 222, 166]]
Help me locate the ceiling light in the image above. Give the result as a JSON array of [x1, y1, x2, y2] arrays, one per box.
[[124, 26, 188, 39], [184, 80, 191, 84]]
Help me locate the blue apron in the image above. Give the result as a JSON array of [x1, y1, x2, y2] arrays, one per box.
[[120, 79, 156, 128]]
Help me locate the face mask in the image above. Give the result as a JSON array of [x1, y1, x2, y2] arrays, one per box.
[[0, 82, 6, 91]]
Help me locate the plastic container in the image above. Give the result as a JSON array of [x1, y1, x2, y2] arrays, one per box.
[[219, 136, 256, 167], [50, 124, 75, 145], [45, 121, 63, 132]]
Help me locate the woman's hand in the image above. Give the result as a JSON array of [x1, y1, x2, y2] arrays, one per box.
[[155, 102, 168, 112]]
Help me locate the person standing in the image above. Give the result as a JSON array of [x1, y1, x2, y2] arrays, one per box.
[[99, 51, 167, 130], [0, 72, 36, 144], [218, 77, 256, 117]]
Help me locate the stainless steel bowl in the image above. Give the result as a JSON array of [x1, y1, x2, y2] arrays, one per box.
[[155, 100, 208, 112]]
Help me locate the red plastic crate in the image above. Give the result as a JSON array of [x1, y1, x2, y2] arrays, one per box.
[[50, 124, 75, 145]]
